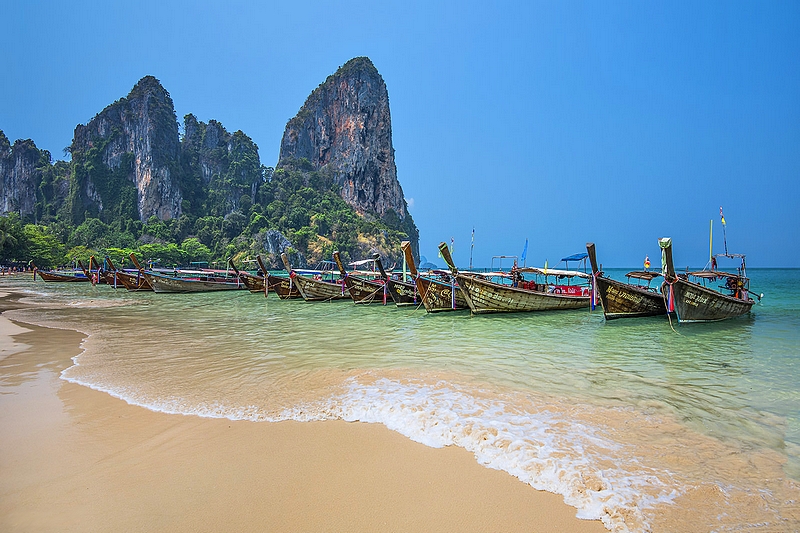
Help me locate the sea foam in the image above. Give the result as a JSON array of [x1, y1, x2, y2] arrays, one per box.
[[277, 376, 677, 532]]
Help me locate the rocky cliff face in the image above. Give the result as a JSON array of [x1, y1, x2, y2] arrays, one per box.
[[181, 114, 262, 215], [70, 76, 182, 221], [2, 64, 420, 267], [0, 131, 46, 219], [278, 57, 411, 222]]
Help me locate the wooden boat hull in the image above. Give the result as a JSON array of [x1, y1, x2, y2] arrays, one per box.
[[344, 276, 387, 304], [238, 272, 266, 294], [115, 271, 153, 291], [267, 275, 302, 299], [35, 270, 90, 282], [662, 279, 754, 323], [144, 273, 246, 293], [415, 276, 468, 312], [386, 278, 419, 307], [457, 274, 589, 314], [292, 274, 350, 301], [100, 271, 135, 288], [594, 275, 666, 320]]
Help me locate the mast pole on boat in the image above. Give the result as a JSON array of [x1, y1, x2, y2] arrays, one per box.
[[720, 206, 729, 256], [402, 240, 408, 282], [469, 227, 474, 271], [709, 219, 713, 267]]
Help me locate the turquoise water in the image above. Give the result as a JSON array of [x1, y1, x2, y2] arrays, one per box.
[[2, 268, 798, 532]]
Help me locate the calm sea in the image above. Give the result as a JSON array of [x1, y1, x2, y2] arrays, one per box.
[[3, 268, 799, 532]]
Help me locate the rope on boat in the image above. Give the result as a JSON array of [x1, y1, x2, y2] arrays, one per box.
[[359, 283, 386, 304], [662, 280, 679, 334]]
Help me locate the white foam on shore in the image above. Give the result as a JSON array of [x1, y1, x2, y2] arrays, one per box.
[[59, 363, 674, 532], [276, 377, 677, 532]]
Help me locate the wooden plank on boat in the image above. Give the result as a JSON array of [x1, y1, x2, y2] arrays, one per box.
[[374, 253, 419, 307], [283, 252, 349, 301], [334, 251, 386, 304], [586, 242, 666, 320]]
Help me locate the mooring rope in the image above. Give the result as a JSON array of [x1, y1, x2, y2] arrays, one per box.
[[662, 280, 679, 334]]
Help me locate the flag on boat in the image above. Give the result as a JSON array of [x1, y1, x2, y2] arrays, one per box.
[[644, 255, 651, 270], [521, 239, 528, 262], [720, 206, 726, 226]]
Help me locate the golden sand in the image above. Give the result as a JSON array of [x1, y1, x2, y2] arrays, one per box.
[[0, 292, 605, 533]]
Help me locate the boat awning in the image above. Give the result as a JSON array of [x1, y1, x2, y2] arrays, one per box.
[[349, 259, 377, 267], [479, 271, 512, 278], [561, 253, 588, 262], [688, 271, 741, 279], [625, 271, 662, 281], [520, 267, 591, 279], [350, 270, 382, 277]]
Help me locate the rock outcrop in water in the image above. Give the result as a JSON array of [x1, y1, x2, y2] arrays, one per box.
[[70, 76, 182, 222], [278, 57, 417, 251]]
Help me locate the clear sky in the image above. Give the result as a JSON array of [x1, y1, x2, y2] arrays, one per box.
[[2, 1, 798, 268]]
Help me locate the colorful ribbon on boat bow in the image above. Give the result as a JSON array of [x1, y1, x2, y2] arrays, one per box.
[[665, 279, 675, 313]]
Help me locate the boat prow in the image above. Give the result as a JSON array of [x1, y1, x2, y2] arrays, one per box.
[[659, 237, 755, 323], [586, 243, 666, 320]]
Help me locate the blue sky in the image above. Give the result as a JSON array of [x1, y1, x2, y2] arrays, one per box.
[[2, 1, 798, 267]]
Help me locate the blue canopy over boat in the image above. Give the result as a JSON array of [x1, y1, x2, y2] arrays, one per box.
[[561, 253, 588, 262]]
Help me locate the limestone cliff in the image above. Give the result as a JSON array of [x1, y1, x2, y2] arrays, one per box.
[[2, 65, 421, 267], [0, 131, 52, 220], [278, 58, 416, 240], [70, 76, 182, 222], [181, 114, 263, 215]]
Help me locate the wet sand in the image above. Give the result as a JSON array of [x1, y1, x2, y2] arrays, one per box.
[[0, 290, 605, 533]]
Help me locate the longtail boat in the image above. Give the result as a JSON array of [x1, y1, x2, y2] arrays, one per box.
[[100, 256, 145, 290], [586, 243, 666, 320], [118, 253, 154, 291], [229, 259, 266, 294], [77, 257, 105, 285], [439, 242, 591, 314], [114, 270, 153, 291], [401, 241, 467, 312], [89, 256, 121, 287], [282, 253, 349, 301], [143, 270, 246, 293], [98, 256, 120, 288], [373, 252, 419, 307], [659, 237, 756, 323], [31, 262, 90, 282], [257, 255, 301, 299], [136, 257, 245, 294], [333, 251, 388, 305]]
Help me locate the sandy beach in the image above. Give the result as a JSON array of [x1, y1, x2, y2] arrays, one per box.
[[0, 288, 605, 533]]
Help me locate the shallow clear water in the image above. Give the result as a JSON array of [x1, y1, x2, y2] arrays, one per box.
[[3, 268, 799, 532]]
